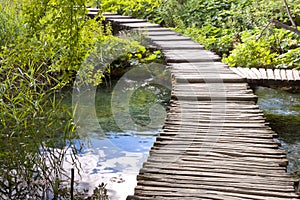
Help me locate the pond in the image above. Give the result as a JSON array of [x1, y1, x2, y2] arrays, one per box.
[[66, 64, 171, 199], [254, 86, 300, 177]]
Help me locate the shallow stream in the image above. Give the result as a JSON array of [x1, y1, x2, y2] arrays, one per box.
[[254, 86, 300, 176], [65, 64, 171, 199], [64, 83, 300, 199]]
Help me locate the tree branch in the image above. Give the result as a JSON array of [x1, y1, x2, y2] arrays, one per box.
[[271, 19, 300, 37], [283, 0, 297, 28]]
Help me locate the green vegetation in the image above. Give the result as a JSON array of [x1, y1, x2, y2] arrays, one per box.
[[0, 0, 162, 199], [1, 0, 299, 198], [100, 0, 300, 69]]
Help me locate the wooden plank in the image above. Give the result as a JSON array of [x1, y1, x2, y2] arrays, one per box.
[[121, 22, 160, 28], [132, 27, 171, 31], [164, 49, 220, 62], [102, 12, 118, 16], [174, 76, 246, 83], [104, 15, 132, 19], [144, 31, 179, 36], [104, 13, 299, 200], [143, 161, 287, 172], [286, 69, 294, 81], [150, 145, 285, 156], [132, 189, 297, 200], [152, 40, 204, 49], [172, 94, 257, 101], [87, 8, 101, 12], [280, 69, 287, 80], [259, 68, 268, 80], [251, 68, 262, 79], [153, 40, 201, 46], [146, 155, 285, 168], [235, 67, 249, 78], [293, 70, 300, 80], [229, 67, 246, 78], [137, 177, 296, 192], [134, 183, 299, 198], [274, 69, 282, 80], [243, 67, 258, 80], [109, 18, 146, 23], [266, 68, 275, 80], [170, 62, 228, 68], [139, 168, 293, 183], [146, 35, 190, 41]]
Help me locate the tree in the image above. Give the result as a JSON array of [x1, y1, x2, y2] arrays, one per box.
[[272, 0, 300, 37]]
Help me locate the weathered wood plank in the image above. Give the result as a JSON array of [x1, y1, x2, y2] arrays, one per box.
[[233, 67, 248, 78], [244, 67, 258, 80], [121, 22, 160, 28], [138, 168, 294, 183], [152, 40, 204, 49], [280, 69, 288, 80], [134, 182, 298, 198], [109, 18, 146, 23], [101, 13, 299, 200], [286, 69, 294, 81], [146, 35, 191, 41], [274, 69, 282, 80], [137, 178, 296, 193], [132, 189, 298, 200], [230, 67, 245, 78], [251, 67, 262, 79], [164, 49, 221, 62], [132, 27, 171, 31], [172, 94, 257, 101], [103, 15, 132, 19], [267, 69, 275, 80], [293, 70, 300, 80], [259, 68, 268, 80]]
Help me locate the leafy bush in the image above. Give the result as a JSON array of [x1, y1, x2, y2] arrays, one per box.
[[277, 47, 300, 69], [99, 0, 300, 69], [0, 3, 24, 47], [223, 39, 279, 68], [223, 28, 300, 68], [0, 0, 164, 198], [176, 25, 236, 57]]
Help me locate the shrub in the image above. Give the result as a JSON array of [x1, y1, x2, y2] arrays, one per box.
[[222, 28, 299, 68]]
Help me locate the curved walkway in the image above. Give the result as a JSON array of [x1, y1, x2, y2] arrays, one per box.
[[90, 9, 299, 200], [230, 67, 300, 87]]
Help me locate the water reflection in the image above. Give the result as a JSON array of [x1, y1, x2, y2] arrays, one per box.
[[69, 64, 171, 199], [64, 135, 155, 199]]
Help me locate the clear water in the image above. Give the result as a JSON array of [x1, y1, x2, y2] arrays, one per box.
[[65, 80, 300, 198], [66, 65, 171, 199], [255, 86, 300, 176]]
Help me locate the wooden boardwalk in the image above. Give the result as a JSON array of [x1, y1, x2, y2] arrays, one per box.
[[230, 67, 300, 87], [89, 9, 300, 200]]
